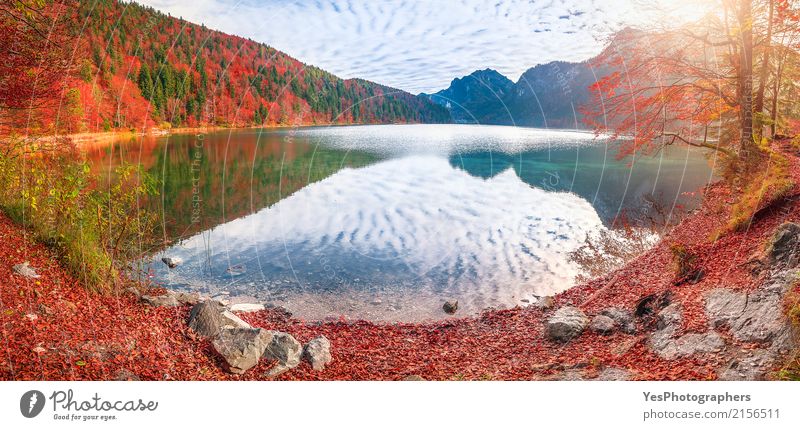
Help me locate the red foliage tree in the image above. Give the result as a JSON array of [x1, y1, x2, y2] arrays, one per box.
[[582, 1, 764, 161], [0, 0, 78, 133]]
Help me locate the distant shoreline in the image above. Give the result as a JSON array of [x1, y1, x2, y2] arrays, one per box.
[[55, 122, 595, 148]]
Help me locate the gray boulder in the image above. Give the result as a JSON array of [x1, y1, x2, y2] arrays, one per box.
[[718, 349, 776, 381], [302, 335, 333, 371], [705, 288, 791, 345], [767, 222, 800, 267], [141, 290, 199, 307], [590, 315, 616, 334], [141, 293, 180, 307], [650, 330, 725, 360], [264, 331, 303, 376], [212, 328, 272, 374], [221, 310, 252, 329], [188, 301, 226, 337], [601, 307, 636, 334], [545, 306, 589, 342]]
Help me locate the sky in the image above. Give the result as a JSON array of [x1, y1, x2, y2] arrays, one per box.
[[136, 0, 709, 94]]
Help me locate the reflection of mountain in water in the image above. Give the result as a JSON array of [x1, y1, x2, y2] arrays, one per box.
[[448, 145, 714, 224]]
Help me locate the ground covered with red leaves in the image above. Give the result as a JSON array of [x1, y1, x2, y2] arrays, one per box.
[[2, 147, 799, 381]]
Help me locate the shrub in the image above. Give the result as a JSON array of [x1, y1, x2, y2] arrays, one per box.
[[669, 242, 698, 281], [0, 136, 159, 291]]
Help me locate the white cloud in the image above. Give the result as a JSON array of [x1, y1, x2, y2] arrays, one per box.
[[135, 0, 712, 93]]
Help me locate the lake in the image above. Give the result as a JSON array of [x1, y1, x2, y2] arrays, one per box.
[[86, 124, 716, 322]]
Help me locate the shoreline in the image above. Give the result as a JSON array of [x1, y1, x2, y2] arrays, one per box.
[[55, 122, 594, 148]]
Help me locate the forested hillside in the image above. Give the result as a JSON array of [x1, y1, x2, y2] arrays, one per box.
[[49, 1, 450, 133]]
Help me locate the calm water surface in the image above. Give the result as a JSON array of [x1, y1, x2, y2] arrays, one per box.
[[87, 124, 716, 322]]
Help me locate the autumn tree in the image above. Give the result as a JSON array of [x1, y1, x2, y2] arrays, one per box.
[[582, 0, 771, 166], [0, 0, 78, 134]]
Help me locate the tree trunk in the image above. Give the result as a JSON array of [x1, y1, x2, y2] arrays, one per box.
[[770, 49, 786, 138], [754, 0, 774, 115], [738, 0, 754, 152]]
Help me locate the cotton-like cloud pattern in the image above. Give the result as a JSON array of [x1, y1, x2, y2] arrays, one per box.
[[137, 0, 707, 93]]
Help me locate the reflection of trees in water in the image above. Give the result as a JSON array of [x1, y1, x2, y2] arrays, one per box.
[[447, 146, 710, 226], [86, 133, 379, 245]]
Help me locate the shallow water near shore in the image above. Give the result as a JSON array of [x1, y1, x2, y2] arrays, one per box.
[[87, 124, 716, 322]]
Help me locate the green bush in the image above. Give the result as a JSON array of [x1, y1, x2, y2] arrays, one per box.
[[0, 136, 159, 291]]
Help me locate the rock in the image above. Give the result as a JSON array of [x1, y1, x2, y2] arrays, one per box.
[[596, 367, 632, 381], [651, 331, 725, 360], [188, 301, 226, 337], [704, 288, 792, 345], [229, 303, 264, 312], [442, 300, 458, 314], [172, 291, 201, 306], [211, 295, 231, 306], [13, 262, 41, 279], [767, 222, 800, 267], [656, 303, 682, 330], [718, 349, 776, 381], [402, 375, 426, 381], [705, 289, 747, 327], [263, 331, 303, 371], [545, 306, 589, 342], [534, 296, 556, 309], [590, 315, 616, 334], [601, 307, 636, 334], [140, 293, 180, 307], [212, 328, 272, 374], [161, 257, 182, 268], [302, 335, 332, 371], [611, 338, 639, 357], [221, 310, 252, 329], [140, 290, 198, 307]]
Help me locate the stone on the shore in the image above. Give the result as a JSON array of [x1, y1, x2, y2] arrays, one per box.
[[13, 262, 41, 279], [141, 290, 199, 307], [534, 296, 556, 309], [221, 310, 252, 329], [767, 222, 800, 267], [264, 331, 303, 372], [590, 315, 616, 334], [601, 307, 636, 334], [302, 335, 332, 371], [140, 293, 180, 307], [442, 300, 458, 314], [188, 301, 226, 337], [545, 306, 589, 342], [212, 328, 272, 374], [229, 303, 264, 313], [161, 257, 182, 269]]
